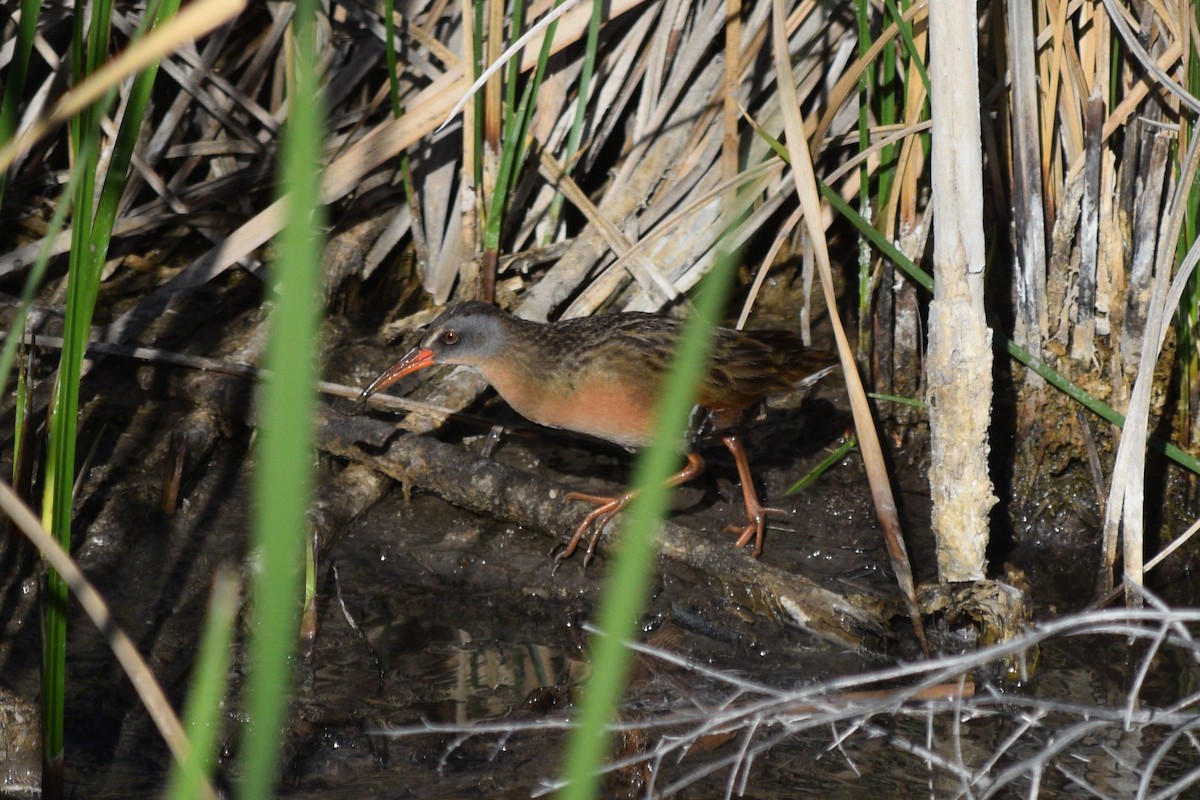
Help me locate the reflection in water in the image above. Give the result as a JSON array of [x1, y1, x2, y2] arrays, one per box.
[[343, 604, 1200, 799]]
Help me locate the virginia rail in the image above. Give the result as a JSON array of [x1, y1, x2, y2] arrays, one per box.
[[359, 301, 837, 565]]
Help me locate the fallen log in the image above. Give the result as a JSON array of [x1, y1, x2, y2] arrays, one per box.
[[316, 408, 893, 651]]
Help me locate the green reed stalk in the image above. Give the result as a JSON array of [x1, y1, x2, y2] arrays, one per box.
[[383, 0, 402, 115], [42, 111, 100, 800], [481, 0, 529, 256], [854, 0, 917, 357], [167, 570, 239, 800], [785, 433, 858, 495], [875, 17, 899, 206], [855, 0, 874, 354], [382, 0, 420, 237], [0, 0, 41, 205], [8, 164, 82, 799], [480, 0, 562, 296], [557, 246, 742, 799], [1176, 33, 1200, 439], [876, 0, 917, 214], [42, 0, 179, 788], [471, 2, 486, 188], [545, 0, 601, 237], [502, 0, 529, 124], [237, 0, 324, 794], [883, 0, 929, 92]]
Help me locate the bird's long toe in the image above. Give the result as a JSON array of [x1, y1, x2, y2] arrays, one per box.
[[726, 504, 786, 558], [555, 491, 631, 568]]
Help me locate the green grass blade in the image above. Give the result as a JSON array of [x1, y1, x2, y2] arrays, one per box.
[[546, 0, 601, 235], [237, 0, 325, 793], [883, 0, 929, 93], [854, 0, 873, 353], [785, 433, 857, 495], [875, 29, 899, 210], [383, 0, 402, 117], [0, 0, 42, 205], [557, 246, 741, 799], [471, 1, 485, 189], [40, 0, 120, 775], [867, 391, 927, 409], [502, 0, 529, 125], [88, 0, 182, 277], [3, 185, 82, 746], [512, 2, 563, 172], [167, 569, 239, 800], [482, 0, 562, 257]]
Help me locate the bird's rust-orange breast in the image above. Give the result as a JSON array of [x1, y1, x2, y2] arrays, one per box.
[[484, 359, 658, 449]]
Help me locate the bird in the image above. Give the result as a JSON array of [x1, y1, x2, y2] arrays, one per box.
[[358, 301, 838, 567]]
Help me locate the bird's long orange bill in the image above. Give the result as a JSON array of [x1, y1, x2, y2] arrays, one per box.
[[357, 346, 437, 403]]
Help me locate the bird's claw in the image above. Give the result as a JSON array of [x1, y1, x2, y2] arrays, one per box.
[[553, 488, 784, 568], [725, 505, 787, 558], [550, 491, 627, 572]]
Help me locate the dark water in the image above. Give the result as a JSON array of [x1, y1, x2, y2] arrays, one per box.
[[261, 488, 1200, 799], [3, 472, 1200, 798]]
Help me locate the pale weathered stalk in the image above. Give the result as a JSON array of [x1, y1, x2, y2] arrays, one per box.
[[926, 0, 995, 582], [1005, 0, 1047, 366], [1071, 88, 1103, 363], [1101, 132, 1200, 604]]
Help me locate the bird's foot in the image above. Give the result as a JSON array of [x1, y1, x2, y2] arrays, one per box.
[[724, 504, 787, 558], [551, 491, 633, 572]]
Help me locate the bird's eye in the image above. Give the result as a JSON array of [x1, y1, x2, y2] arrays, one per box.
[[441, 329, 459, 345]]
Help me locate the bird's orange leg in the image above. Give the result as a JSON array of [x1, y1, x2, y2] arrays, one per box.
[[721, 434, 784, 558], [555, 452, 705, 569]]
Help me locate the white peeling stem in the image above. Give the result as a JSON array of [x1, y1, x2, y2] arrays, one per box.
[[926, 0, 997, 582]]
